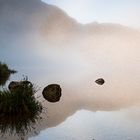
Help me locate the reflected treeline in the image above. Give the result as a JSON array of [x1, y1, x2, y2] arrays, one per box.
[[0, 63, 43, 137]]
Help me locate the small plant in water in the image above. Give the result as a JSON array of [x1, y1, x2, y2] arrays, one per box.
[[0, 79, 42, 136], [0, 62, 16, 86]]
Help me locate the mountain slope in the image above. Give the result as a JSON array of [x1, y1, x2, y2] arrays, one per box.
[[0, 0, 140, 44]]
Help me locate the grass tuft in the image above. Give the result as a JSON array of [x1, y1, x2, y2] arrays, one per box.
[[0, 62, 16, 86], [0, 80, 42, 136]]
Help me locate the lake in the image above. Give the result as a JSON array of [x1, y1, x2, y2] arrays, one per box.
[[0, 39, 140, 140]]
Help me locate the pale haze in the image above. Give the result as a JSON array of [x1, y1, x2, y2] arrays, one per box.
[[42, 0, 140, 28], [0, 0, 140, 140]]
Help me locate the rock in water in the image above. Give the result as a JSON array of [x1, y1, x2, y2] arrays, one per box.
[[8, 81, 33, 92], [95, 78, 105, 85], [8, 81, 20, 91], [42, 84, 62, 102]]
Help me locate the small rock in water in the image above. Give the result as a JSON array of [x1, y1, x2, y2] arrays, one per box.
[[8, 81, 33, 91], [42, 84, 62, 103], [95, 78, 105, 85]]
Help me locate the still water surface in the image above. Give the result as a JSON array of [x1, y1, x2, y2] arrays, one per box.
[[1, 37, 140, 140]]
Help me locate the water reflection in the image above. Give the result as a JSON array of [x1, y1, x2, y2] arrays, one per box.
[[1, 41, 140, 139], [0, 2, 140, 140], [29, 108, 140, 140], [1, 2, 140, 137]]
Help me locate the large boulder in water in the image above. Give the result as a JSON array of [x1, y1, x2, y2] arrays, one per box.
[[95, 78, 105, 85], [42, 84, 62, 103]]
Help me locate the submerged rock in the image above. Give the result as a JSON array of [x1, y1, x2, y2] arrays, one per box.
[[95, 78, 105, 85], [8, 81, 33, 91], [42, 84, 62, 102], [8, 81, 20, 91]]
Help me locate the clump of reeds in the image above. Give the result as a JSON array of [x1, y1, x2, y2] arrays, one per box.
[[0, 80, 42, 136]]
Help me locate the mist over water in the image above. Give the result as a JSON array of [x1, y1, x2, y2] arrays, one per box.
[[4, 29, 140, 108], [1, 24, 140, 140], [0, 0, 140, 139]]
